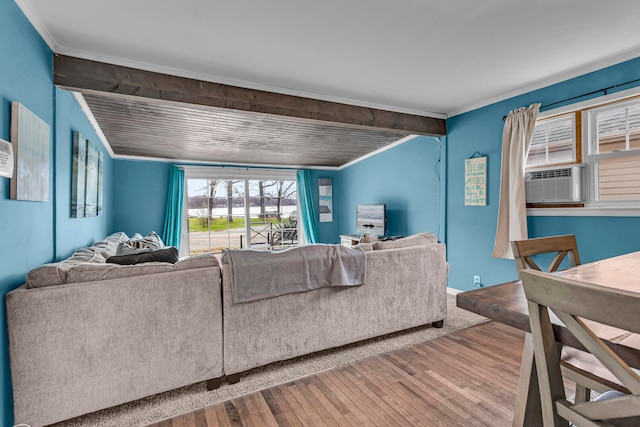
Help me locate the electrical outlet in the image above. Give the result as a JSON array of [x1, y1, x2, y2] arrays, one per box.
[[474, 275, 482, 287]]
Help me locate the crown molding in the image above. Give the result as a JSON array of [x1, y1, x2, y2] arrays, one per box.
[[14, 0, 57, 50], [110, 153, 341, 171], [338, 134, 420, 170], [71, 92, 115, 158], [15, 0, 640, 122]]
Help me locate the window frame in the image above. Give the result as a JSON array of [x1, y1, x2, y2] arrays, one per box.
[[180, 166, 301, 255], [527, 112, 581, 169], [584, 97, 640, 208], [526, 86, 640, 217]]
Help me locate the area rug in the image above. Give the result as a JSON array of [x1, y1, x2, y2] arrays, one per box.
[[52, 293, 487, 427]]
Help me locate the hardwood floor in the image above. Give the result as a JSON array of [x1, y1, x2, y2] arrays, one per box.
[[146, 322, 555, 427]]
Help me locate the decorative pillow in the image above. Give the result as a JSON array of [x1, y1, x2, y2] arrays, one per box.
[[360, 234, 379, 243], [127, 231, 164, 250], [93, 232, 130, 258], [106, 246, 179, 265], [71, 247, 108, 262], [115, 244, 151, 256], [174, 253, 220, 270], [372, 232, 438, 250], [104, 231, 130, 244], [26, 248, 106, 288], [116, 231, 165, 255], [66, 262, 175, 283], [353, 242, 374, 251]]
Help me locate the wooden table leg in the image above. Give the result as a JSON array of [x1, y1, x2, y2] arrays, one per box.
[[512, 333, 543, 427]]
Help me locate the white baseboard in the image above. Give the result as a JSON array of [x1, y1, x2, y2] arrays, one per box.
[[447, 287, 463, 295]]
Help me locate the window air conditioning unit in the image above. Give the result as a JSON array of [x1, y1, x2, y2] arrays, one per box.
[[524, 165, 583, 204]]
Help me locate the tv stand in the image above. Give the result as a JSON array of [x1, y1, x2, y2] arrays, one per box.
[[340, 234, 361, 247], [340, 234, 403, 247]]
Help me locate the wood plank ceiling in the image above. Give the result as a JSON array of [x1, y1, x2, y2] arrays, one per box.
[[54, 55, 446, 168], [82, 93, 413, 167]]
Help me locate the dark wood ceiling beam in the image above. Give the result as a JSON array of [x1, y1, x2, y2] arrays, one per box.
[[53, 54, 446, 136]]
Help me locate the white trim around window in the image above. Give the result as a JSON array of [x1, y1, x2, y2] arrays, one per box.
[[527, 85, 640, 217], [181, 165, 298, 181], [179, 166, 301, 255]]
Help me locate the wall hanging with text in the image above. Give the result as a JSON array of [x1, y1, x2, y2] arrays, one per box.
[[464, 156, 487, 206]]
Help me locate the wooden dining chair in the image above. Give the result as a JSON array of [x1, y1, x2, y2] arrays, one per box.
[[511, 234, 581, 273], [511, 235, 626, 403], [521, 269, 640, 427]]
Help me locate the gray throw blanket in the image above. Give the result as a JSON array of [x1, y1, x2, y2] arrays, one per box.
[[223, 244, 367, 303]]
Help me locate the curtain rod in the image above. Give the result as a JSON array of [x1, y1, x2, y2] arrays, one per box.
[[502, 76, 640, 121]]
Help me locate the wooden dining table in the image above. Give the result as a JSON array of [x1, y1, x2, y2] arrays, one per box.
[[456, 251, 640, 427]]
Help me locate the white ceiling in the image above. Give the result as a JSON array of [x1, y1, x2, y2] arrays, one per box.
[[17, 0, 640, 118]]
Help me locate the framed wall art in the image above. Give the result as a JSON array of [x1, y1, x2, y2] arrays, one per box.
[[71, 132, 87, 217], [10, 102, 50, 201], [464, 154, 487, 206], [85, 141, 99, 217], [318, 178, 333, 222], [71, 131, 104, 217]]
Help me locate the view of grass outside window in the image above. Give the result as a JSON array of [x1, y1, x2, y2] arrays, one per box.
[[186, 177, 298, 255]]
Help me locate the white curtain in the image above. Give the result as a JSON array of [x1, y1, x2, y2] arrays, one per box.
[[492, 103, 541, 259]]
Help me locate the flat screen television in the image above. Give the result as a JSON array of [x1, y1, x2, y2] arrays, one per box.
[[356, 204, 386, 236]]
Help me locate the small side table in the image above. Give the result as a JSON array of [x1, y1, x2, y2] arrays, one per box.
[[340, 234, 361, 247]]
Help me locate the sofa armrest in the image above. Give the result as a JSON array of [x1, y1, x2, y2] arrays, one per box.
[[6, 266, 223, 427]]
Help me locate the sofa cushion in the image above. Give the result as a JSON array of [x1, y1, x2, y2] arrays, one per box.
[[131, 231, 164, 249], [65, 262, 175, 283], [26, 248, 106, 288], [372, 232, 438, 250], [106, 246, 178, 265], [353, 242, 374, 251], [115, 245, 151, 256], [64, 252, 218, 283], [174, 253, 220, 270], [24, 232, 216, 288], [93, 232, 130, 258], [115, 231, 165, 255]]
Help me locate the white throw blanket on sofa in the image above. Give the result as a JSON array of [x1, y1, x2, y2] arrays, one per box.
[[223, 244, 367, 303]]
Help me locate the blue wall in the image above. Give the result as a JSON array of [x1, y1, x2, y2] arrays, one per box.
[[110, 160, 341, 242], [54, 88, 114, 259], [0, 3, 54, 424], [3, 0, 640, 422], [336, 135, 444, 240], [112, 160, 172, 236], [0, 2, 114, 424], [309, 169, 341, 243], [446, 57, 640, 291], [528, 216, 640, 266], [112, 136, 445, 246], [0, 0, 54, 290]]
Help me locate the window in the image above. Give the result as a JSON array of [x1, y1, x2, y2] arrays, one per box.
[[587, 98, 640, 204], [525, 89, 640, 214], [182, 167, 299, 255], [528, 113, 577, 167]]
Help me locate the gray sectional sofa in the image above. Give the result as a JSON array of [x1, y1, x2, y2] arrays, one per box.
[[6, 232, 224, 427], [221, 237, 448, 379], [5, 232, 448, 427]]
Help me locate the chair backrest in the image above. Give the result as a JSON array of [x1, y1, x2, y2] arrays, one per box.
[[521, 269, 640, 427], [511, 235, 581, 273]]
